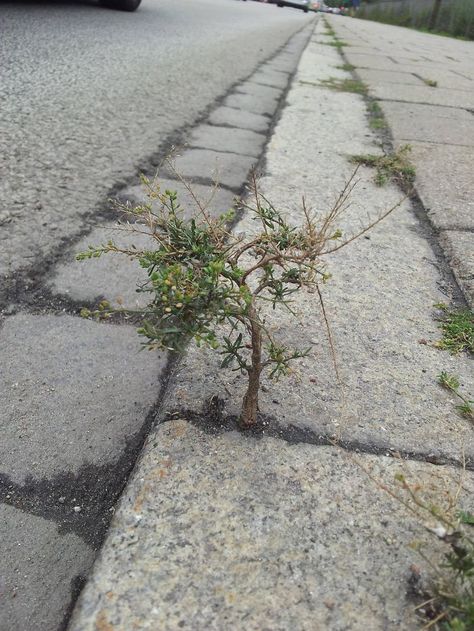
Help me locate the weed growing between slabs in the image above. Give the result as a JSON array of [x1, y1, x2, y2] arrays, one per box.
[[319, 76, 368, 95], [435, 303, 474, 355], [350, 145, 416, 189], [78, 165, 400, 428]]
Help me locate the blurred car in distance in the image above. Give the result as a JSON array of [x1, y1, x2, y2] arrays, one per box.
[[276, 0, 310, 13], [100, 0, 141, 10]]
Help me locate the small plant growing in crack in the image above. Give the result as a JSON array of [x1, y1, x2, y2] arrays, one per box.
[[367, 100, 388, 131], [438, 372, 474, 421], [78, 165, 399, 428], [319, 77, 368, 95], [434, 303, 474, 355], [350, 144, 415, 189]]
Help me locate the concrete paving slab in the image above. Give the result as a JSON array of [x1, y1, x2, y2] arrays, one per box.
[[235, 81, 282, 102], [122, 178, 236, 221], [440, 230, 474, 309], [50, 180, 237, 309], [357, 68, 424, 86], [50, 223, 153, 309], [409, 142, 474, 231], [224, 91, 279, 116], [380, 101, 474, 146], [163, 149, 256, 192], [189, 124, 266, 158], [249, 66, 292, 89], [0, 313, 166, 482], [372, 83, 474, 110], [208, 105, 271, 133], [342, 52, 400, 72], [70, 419, 473, 631], [0, 504, 95, 631]]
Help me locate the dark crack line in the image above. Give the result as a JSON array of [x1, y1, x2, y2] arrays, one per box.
[[162, 406, 473, 471]]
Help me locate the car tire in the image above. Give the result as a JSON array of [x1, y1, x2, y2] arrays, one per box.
[[277, 2, 283, 6], [100, 0, 141, 11]]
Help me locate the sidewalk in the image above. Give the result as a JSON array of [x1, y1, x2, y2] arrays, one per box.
[[69, 18, 474, 631]]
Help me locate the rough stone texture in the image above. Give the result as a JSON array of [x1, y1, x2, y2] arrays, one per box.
[[235, 81, 282, 102], [49, 223, 153, 309], [189, 124, 266, 158], [372, 83, 474, 109], [0, 313, 166, 481], [162, 149, 256, 191], [70, 20, 474, 630], [0, 504, 95, 631], [70, 420, 472, 631], [440, 230, 474, 308], [357, 68, 424, 86], [0, 0, 311, 283], [122, 178, 237, 220], [409, 143, 474, 231], [249, 66, 292, 89], [380, 101, 474, 146], [208, 105, 271, 133], [224, 91, 279, 116]]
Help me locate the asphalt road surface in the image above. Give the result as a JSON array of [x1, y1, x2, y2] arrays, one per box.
[[0, 1, 313, 629], [1, 0, 308, 296]]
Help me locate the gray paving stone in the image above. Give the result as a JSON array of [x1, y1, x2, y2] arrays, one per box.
[[236, 80, 283, 102], [189, 124, 266, 158], [357, 68, 424, 86], [380, 101, 474, 146], [50, 181, 237, 309], [0, 313, 166, 482], [224, 91, 279, 117], [50, 223, 153, 309], [163, 148, 256, 191], [209, 105, 271, 133], [0, 504, 95, 631], [440, 230, 474, 308], [409, 142, 474, 231], [250, 66, 293, 89], [372, 83, 474, 110], [70, 419, 473, 631], [343, 52, 400, 71]]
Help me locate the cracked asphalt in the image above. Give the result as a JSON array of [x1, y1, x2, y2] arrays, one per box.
[[0, 1, 313, 629]]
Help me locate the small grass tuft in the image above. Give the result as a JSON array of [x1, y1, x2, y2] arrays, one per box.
[[438, 371, 474, 421], [435, 303, 474, 355], [322, 40, 349, 49], [320, 77, 368, 95], [421, 77, 438, 87], [336, 63, 356, 72], [349, 145, 416, 188]]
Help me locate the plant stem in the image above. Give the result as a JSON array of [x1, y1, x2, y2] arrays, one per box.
[[240, 301, 262, 427]]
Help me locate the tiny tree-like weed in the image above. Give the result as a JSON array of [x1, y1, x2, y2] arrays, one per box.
[[438, 371, 474, 421], [320, 77, 368, 95], [350, 145, 416, 188], [435, 303, 474, 355], [78, 166, 399, 427]]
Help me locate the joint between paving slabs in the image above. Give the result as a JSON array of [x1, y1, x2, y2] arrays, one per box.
[[162, 407, 473, 472]]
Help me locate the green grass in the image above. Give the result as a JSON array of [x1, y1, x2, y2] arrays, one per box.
[[438, 371, 474, 421], [336, 63, 356, 72], [349, 145, 416, 188], [435, 303, 474, 354], [322, 40, 349, 49], [320, 77, 368, 95], [421, 77, 438, 88], [367, 100, 388, 131]]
